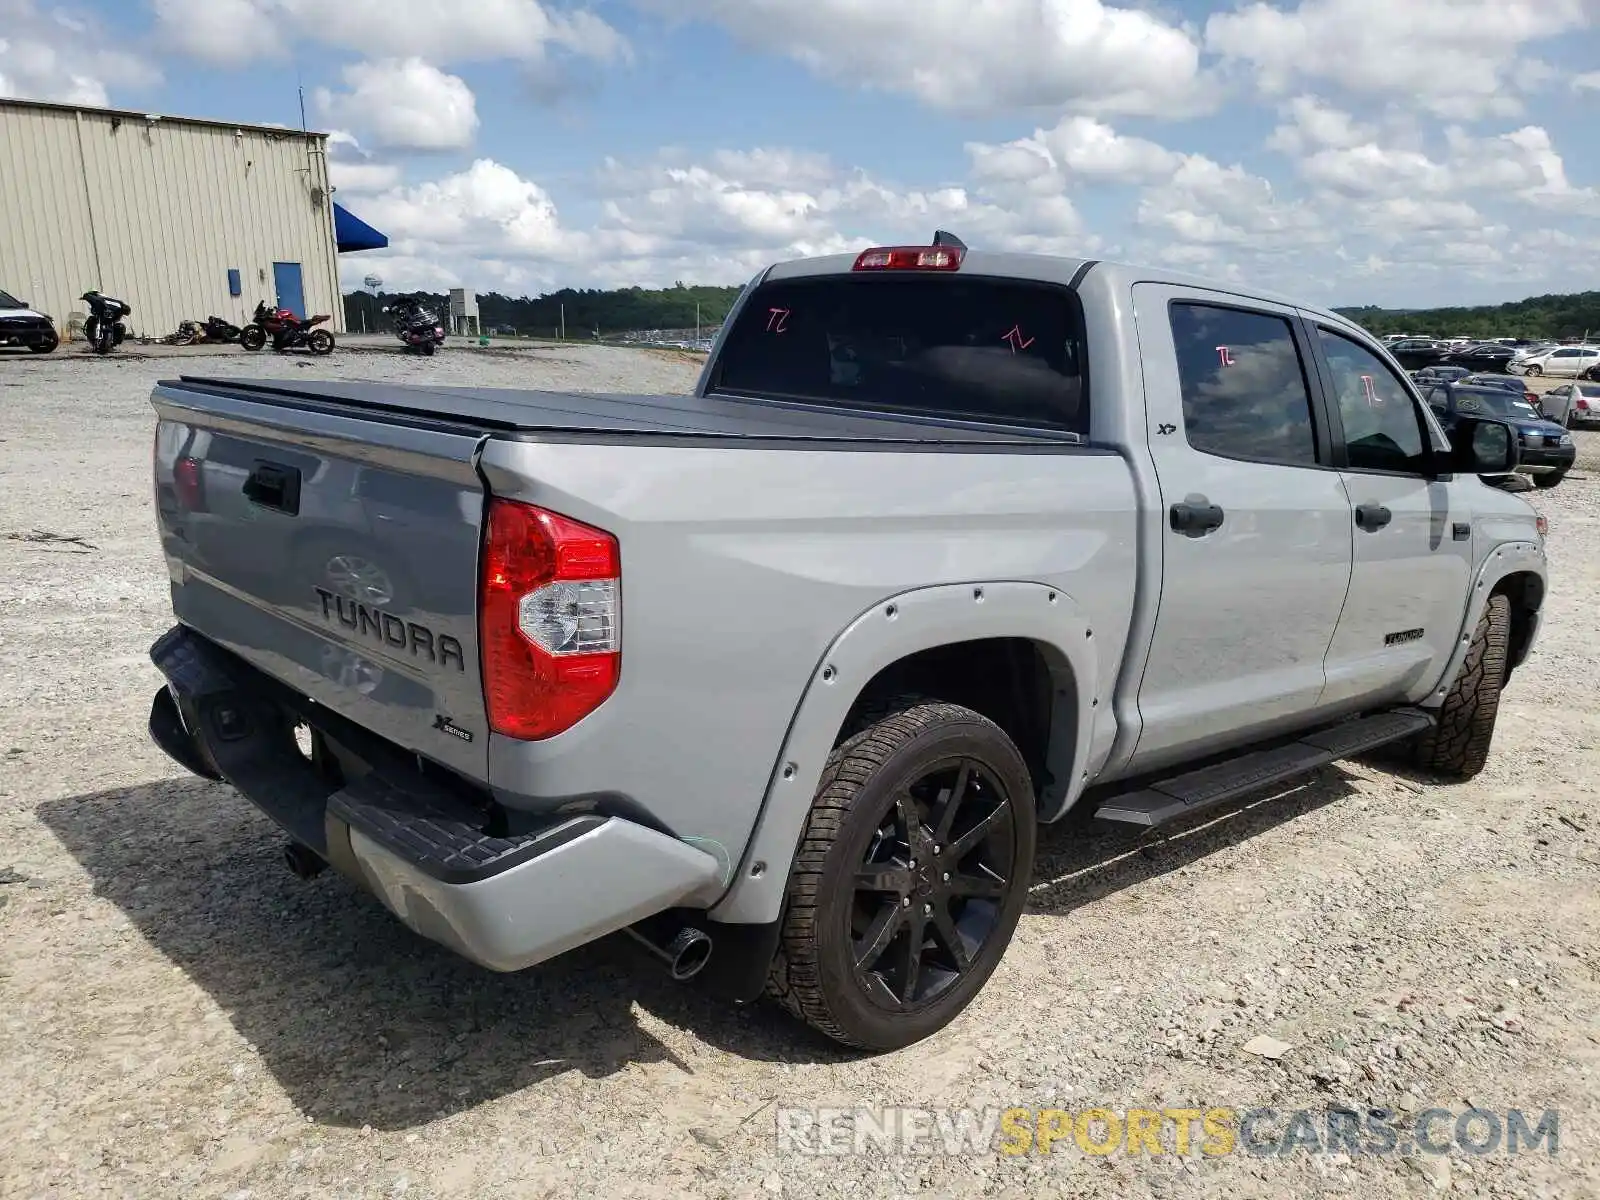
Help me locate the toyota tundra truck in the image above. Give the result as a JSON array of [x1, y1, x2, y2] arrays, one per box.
[[146, 235, 1547, 1051]]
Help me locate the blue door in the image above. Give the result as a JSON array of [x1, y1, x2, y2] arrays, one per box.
[[272, 262, 305, 319]]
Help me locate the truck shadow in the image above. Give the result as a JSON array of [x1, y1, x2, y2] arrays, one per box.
[[37, 777, 816, 1131], [38, 765, 1368, 1129], [1028, 766, 1361, 913]]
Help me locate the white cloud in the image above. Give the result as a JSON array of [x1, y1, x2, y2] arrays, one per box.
[[315, 59, 479, 152], [1576, 71, 1600, 91], [1206, 0, 1593, 119], [326, 130, 404, 193], [339, 144, 1104, 295], [152, 0, 628, 69], [149, 0, 282, 65], [969, 116, 1182, 189], [641, 0, 1211, 118], [0, 0, 160, 104], [1265, 95, 1372, 155]]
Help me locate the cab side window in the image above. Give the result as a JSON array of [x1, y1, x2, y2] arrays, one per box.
[[1170, 303, 1319, 466], [1316, 329, 1430, 474]]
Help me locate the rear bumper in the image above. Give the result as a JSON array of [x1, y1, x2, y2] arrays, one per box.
[[147, 624, 722, 972]]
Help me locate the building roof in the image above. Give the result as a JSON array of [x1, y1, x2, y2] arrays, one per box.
[[0, 95, 328, 140]]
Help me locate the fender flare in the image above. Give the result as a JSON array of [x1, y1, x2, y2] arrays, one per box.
[[709, 580, 1101, 925], [1420, 538, 1545, 706]]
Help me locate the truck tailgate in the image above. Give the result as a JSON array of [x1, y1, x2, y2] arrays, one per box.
[[151, 379, 490, 778]]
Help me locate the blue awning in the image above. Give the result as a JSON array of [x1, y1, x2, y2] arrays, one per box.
[[333, 202, 388, 253]]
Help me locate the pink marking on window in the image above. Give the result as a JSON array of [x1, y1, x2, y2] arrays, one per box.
[[1002, 325, 1035, 353], [1216, 345, 1235, 367], [1362, 374, 1381, 406], [766, 307, 790, 333]]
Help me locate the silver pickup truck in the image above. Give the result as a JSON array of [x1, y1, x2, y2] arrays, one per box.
[[146, 236, 1548, 1051]]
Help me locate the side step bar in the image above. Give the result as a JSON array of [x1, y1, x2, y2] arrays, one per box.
[[1093, 707, 1434, 828]]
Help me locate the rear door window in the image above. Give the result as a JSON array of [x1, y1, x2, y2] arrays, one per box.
[[1168, 303, 1320, 466], [711, 275, 1087, 433]]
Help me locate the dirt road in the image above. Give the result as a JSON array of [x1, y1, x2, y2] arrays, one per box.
[[2, 347, 1596, 1199]]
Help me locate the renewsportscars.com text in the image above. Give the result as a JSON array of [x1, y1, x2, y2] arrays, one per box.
[[775, 1105, 1560, 1158]]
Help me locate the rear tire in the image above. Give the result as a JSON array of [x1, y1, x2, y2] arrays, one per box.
[[1413, 593, 1510, 780], [307, 329, 334, 355], [766, 699, 1036, 1051]]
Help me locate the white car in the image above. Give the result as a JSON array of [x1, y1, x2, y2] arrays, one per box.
[[1512, 345, 1600, 378], [1538, 380, 1600, 427]]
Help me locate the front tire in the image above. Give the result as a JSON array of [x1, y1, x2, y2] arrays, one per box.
[[767, 700, 1036, 1051], [1525, 364, 1542, 377], [1413, 593, 1510, 780], [239, 325, 266, 351], [1534, 470, 1568, 490], [29, 333, 58, 353]]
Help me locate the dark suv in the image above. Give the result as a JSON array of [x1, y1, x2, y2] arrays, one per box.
[[0, 288, 59, 353], [1420, 382, 1576, 489]]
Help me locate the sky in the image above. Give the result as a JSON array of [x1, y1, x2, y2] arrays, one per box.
[[2, 0, 1597, 309]]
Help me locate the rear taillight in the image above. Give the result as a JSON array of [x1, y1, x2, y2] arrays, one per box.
[[480, 498, 620, 740], [174, 456, 205, 510], [1578, 399, 1590, 411], [852, 245, 964, 271]]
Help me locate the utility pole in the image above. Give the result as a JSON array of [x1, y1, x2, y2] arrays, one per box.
[[559, 303, 566, 341], [695, 302, 701, 343]]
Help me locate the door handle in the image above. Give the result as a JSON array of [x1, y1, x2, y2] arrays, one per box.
[[242, 460, 302, 516], [1170, 498, 1225, 538], [1354, 503, 1392, 532]]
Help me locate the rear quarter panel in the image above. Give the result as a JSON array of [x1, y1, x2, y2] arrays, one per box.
[[477, 438, 1138, 903]]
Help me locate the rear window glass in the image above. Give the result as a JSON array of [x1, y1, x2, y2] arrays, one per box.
[[711, 276, 1087, 433]]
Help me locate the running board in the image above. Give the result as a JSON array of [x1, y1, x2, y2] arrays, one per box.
[[1093, 708, 1434, 828]]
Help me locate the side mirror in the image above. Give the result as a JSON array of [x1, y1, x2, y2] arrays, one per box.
[[1447, 416, 1520, 476]]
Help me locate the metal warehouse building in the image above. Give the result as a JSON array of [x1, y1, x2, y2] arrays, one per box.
[[1, 97, 389, 341]]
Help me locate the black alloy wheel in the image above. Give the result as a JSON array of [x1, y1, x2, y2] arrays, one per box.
[[851, 756, 1016, 1010], [768, 699, 1036, 1051]]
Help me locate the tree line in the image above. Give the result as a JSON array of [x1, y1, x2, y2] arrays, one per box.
[[1337, 291, 1600, 340], [343, 282, 744, 337]]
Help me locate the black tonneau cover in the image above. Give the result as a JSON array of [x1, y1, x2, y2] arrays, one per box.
[[166, 376, 1080, 446]]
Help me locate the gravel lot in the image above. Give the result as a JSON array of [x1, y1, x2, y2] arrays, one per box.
[[2, 345, 1597, 1200]]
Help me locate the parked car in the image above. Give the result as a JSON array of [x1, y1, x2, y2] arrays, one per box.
[[1420, 382, 1576, 488], [0, 286, 60, 353], [1511, 345, 1600, 378], [1387, 338, 1449, 370], [1412, 364, 1471, 384], [1537, 380, 1600, 428], [1443, 342, 1515, 372], [1458, 373, 1541, 408], [142, 238, 1546, 1051]]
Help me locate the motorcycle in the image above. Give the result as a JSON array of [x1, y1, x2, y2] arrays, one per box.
[[80, 290, 130, 355], [239, 300, 334, 355], [202, 315, 242, 344], [384, 296, 446, 356]]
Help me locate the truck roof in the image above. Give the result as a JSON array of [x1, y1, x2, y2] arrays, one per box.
[[759, 249, 1365, 339]]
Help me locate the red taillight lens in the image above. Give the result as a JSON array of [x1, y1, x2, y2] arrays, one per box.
[[174, 456, 205, 510], [852, 246, 964, 271], [480, 498, 620, 740], [1578, 399, 1590, 411]]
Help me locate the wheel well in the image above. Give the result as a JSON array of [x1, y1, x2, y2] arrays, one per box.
[[839, 638, 1057, 791], [1493, 570, 1544, 676]]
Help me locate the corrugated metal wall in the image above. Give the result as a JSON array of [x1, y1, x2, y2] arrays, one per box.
[[0, 101, 343, 338]]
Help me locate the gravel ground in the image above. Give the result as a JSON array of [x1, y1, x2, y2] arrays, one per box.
[[1, 346, 1597, 1200]]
